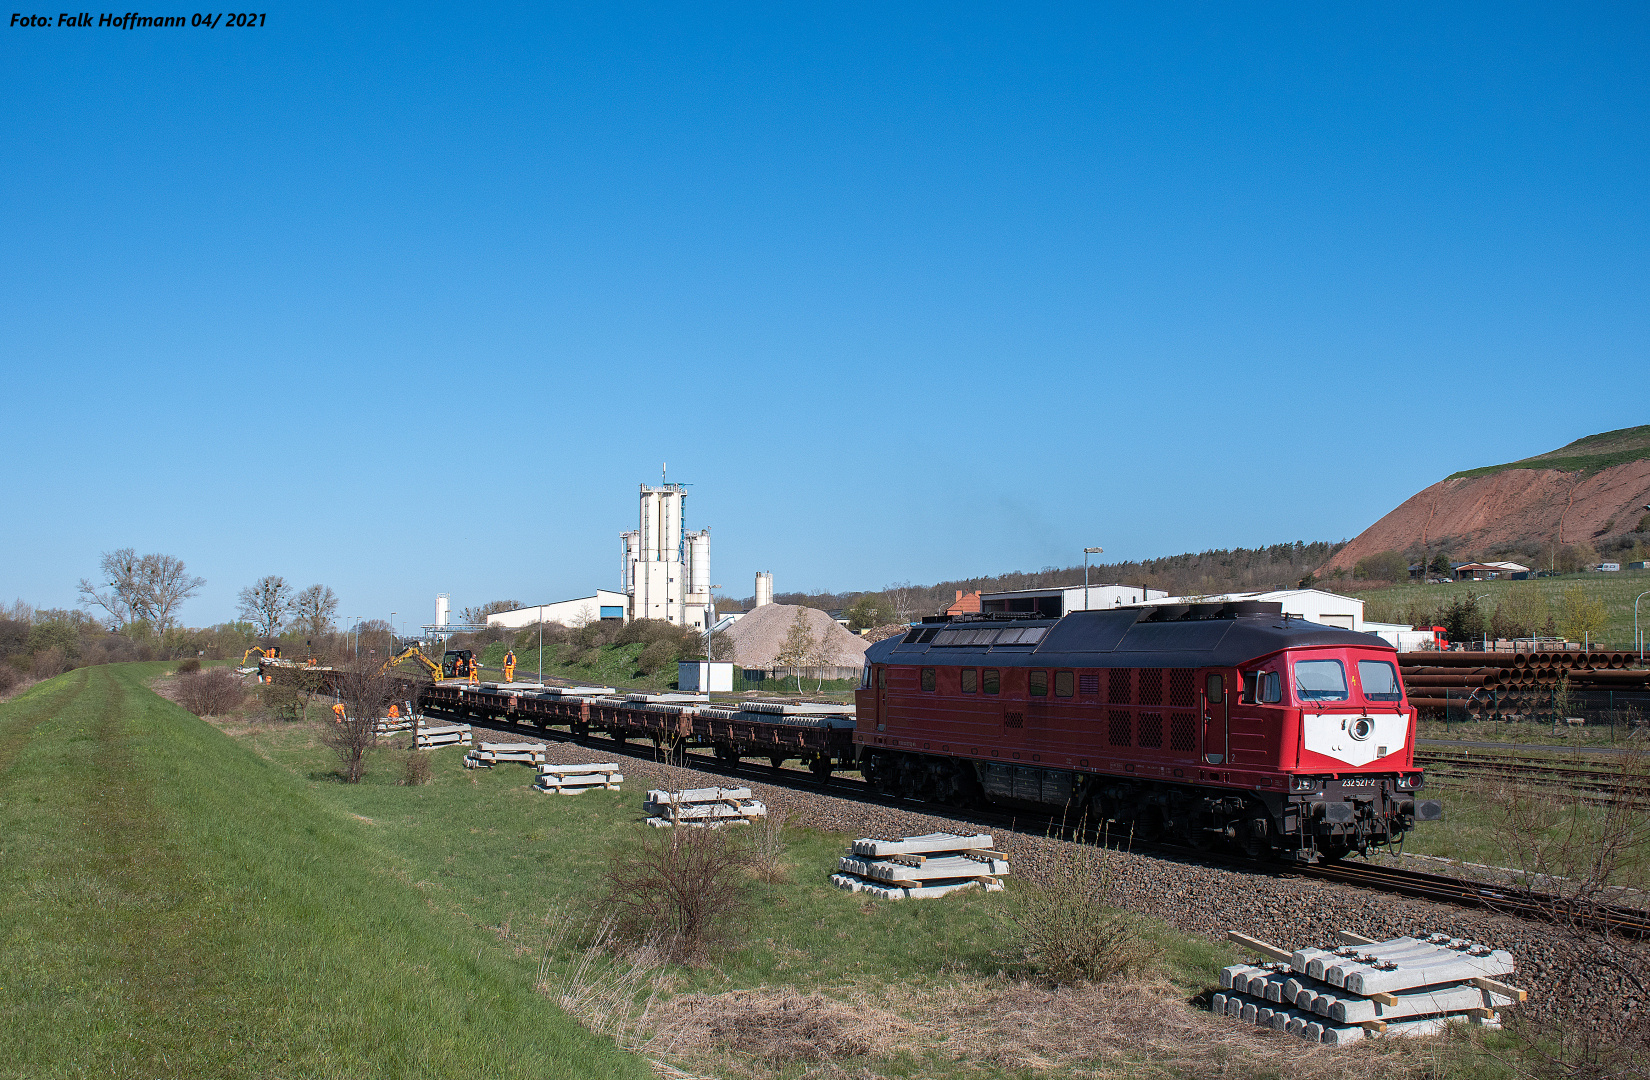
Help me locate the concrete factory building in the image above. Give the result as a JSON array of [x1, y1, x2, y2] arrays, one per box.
[[485, 590, 629, 630], [620, 482, 713, 629], [982, 584, 1169, 617]]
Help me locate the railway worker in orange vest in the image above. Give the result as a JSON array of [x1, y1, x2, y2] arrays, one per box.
[[470, 655, 481, 685], [331, 702, 346, 724], [387, 702, 400, 720], [503, 650, 516, 682]]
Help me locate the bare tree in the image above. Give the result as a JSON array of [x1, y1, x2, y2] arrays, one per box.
[[884, 580, 919, 622], [238, 576, 295, 638], [78, 549, 204, 646], [293, 584, 339, 639], [1481, 747, 1650, 1076], [77, 547, 142, 628], [460, 599, 523, 625], [774, 608, 821, 693], [324, 663, 397, 783], [140, 553, 205, 641]]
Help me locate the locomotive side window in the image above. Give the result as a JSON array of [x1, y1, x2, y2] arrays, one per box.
[[861, 664, 871, 688], [1294, 659, 1347, 701], [960, 668, 977, 694], [1242, 670, 1284, 704], [920, 667, 936, 692], [1054, 671, 1074, 698], [1029, 671, 1048, 697], [877, 667, 886, 689], [1358, 660, 1402, 702], [1205, 673, 1223, 703], [983, 668, 1000, 695]]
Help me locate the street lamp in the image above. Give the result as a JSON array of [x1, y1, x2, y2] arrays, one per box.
[[1083, 548, 1103, 612], [706, 585, 724, 692], [1473, 594, 1491, 651]]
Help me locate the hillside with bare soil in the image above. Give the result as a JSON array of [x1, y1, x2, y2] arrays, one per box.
[[1321, 426, 1650, 576]]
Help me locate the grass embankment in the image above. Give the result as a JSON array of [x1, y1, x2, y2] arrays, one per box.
[[0, 663, 651, 1080], [469, 639, 671, 691], [1446, 424, 1650, 480], [472, 641, 861, 697], [1357, 569, 1650, 648], [4, 664, 1520, 1078]]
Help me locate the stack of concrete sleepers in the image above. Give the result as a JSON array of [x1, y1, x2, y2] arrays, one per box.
[[414, 722, 472, 748], [730, 701, 856, 728], [644, 786, 768, 827], [463, 741, 548, 768], [831, 833, 1009, 899], [1214, 931, 1524, 1045], [372, 700, 421, 735], [534, 762, 624, 794]]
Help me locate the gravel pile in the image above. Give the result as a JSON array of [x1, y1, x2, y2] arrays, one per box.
[[473, 724, 1643, 1028], [721, 604, 869, 668], [861, 623, 908, 644]]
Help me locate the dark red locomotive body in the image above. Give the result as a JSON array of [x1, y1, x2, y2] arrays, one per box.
[[854, 601, 1440, 861]]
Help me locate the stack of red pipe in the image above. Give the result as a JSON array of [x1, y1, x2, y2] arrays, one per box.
[[1396, 650, 1650, 715]]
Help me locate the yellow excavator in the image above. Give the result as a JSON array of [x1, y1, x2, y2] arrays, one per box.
[[241, 645, 282, 665], [381, 646, 475, 683]]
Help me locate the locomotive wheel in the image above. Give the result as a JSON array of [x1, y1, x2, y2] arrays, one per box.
[[1134, 805, 1164, 843], [1241, 815, 1272, 859]]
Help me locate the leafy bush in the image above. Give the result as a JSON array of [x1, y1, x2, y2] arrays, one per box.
[[602, 826, 751, 965], [176, 669, 245, 717], [1005, 831, 1146, 986], [175, 658, 201, 674], [401, 751, 432, 786], [29, 647, 69, 680], [636, 639, 676, 675], [0, 665, 19, 695], [1353, 549, 1408, 582]]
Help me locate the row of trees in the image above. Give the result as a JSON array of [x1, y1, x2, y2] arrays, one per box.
[[77, 548, 205, 640], [235, 576, 340, 639], [1366, 587, 1610, 644], [764, 542, 1348, 622]]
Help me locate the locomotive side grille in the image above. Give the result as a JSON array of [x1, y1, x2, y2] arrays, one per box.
[[1107, 709, 1131, 747], [1169, 668, 1196, 708], [1137, 711, 1163, 748], [1107, 668, 1130, 704], [1079, 672, 1099, 696], [1169, 711, 1196, 752], [1138, 668, 1163, 706]]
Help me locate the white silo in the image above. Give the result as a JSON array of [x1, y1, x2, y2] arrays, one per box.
[[435, 594, 450, 628], [754, 571, 773, 608]]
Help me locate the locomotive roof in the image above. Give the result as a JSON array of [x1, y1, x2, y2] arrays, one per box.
[[864, 604, 1389, 670]]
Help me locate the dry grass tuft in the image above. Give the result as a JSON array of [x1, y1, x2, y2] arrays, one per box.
[[645, 975, 1479, 1080]]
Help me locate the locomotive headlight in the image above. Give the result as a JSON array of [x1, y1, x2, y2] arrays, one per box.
[[1348, 716, 1375, 742], [1395, 773, 1423, 790], [1290, 775, 1319, 792]]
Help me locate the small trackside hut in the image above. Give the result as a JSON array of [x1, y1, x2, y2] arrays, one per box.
[[854, 601, 1442, 862]]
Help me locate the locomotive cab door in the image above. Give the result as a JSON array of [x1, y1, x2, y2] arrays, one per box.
[[1202, 672, 1227, 765]]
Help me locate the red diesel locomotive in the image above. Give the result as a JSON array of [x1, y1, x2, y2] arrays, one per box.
[[854, 601, 1442, 862]]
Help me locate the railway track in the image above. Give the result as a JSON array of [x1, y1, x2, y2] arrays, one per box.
[[429, 704, 1650, 938], [1417, 751, 1650, 805], [1298, 860, 1650, 938]]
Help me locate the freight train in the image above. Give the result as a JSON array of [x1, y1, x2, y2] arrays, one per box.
[[854, 601, 1442, 862]]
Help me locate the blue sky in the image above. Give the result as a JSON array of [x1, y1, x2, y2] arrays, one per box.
[[4, 3, 1647, 632]]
